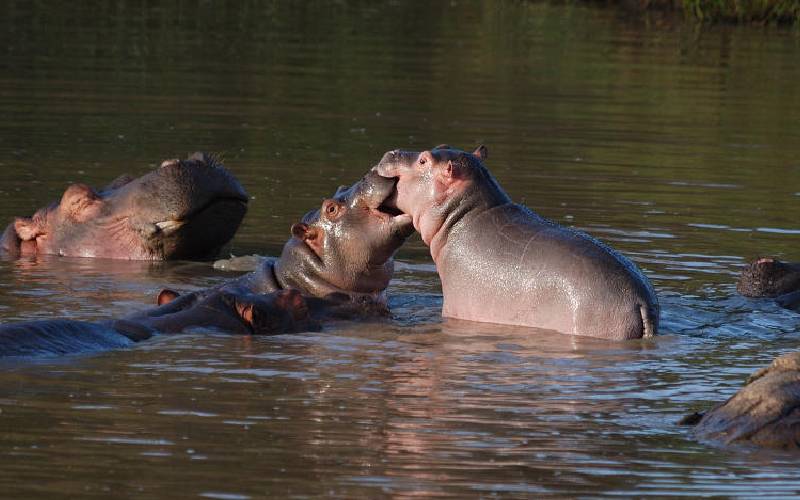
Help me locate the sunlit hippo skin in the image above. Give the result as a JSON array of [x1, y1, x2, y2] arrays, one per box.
[[373, 145, 659, 340], [737, 258, 800, 311], [0, 289, 313, 358], [0, 171, 413, 358], [681, 351, 800, 450], [0, 152, 248, 260]]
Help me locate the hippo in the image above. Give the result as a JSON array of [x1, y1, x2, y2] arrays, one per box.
[[681, 351, 800, 450], [737, 258, 800, 311], [0, 171, 413, 358], [373, 145, 659, 340], [160, 169, 414, 312], [0, 152, 248, 260], [0, 289, 312, 358]]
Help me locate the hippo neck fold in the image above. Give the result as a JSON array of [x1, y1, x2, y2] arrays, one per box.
[[272, 254, 387, 305], [428, 171, 512, 262]]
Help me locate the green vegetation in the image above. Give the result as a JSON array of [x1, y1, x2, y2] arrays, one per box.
[[682, 0, 800, 23], [601, 0, 800, 23]]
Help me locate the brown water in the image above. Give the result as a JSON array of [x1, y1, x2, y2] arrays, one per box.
[[1, 1, 800, 497]]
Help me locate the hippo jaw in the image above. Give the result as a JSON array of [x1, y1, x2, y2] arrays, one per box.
[[3, 153, 249, 260], [277, 172, 413, 297]]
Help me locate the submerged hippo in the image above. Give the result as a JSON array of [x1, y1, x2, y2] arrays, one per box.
[[0, 289, 312, 358], [373, 145, 659, 340], [681, 351, 800, 450], [0, 153, 248, 260], [0, 171, 413, 358], [737, 258, 800, 311]]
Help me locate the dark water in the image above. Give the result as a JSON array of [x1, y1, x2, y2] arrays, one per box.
[[1, 1, 800, 497]]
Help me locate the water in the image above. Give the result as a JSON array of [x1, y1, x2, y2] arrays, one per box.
[[1, 0, 800, 497]]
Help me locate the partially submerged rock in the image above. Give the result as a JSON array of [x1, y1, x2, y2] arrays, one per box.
[[213, 254, 270, 272], [685, 351, 800, 450]]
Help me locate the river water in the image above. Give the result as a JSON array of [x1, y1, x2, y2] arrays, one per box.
[[1, 1, 799, 497]]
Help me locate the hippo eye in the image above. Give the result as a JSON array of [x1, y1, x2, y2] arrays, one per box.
[[323, 201, 341, 219], [418, 157, 426, 165]]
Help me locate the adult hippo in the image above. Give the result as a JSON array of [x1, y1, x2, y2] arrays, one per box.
[[737, 258, 800, 311], [0, 171, 413, 358], [681, 351, 800, 450], [0, 152, 248, 260], [0, 289, 312, 358], [373, 145, 659, 340]]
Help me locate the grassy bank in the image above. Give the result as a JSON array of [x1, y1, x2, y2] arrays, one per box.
[[599, 0, 800, 23]]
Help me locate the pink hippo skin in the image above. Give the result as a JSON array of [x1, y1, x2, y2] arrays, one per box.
[[373, 145, 659, 340], [0, 153, 248, 260]]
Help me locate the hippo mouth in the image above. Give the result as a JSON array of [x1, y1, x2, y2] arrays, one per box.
[[153, 196, 249, 235], [372, 184, 412, 233]]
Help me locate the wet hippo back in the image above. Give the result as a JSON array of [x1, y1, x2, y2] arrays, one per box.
[[0, 320, 140, 358], [441, 204, 658, 339]]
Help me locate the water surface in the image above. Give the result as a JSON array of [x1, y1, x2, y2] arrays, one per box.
[[1, 1, 800, 497]]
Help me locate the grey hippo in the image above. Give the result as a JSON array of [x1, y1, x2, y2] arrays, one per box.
[[0, 171, 413, 358], [738, 257, 800, 311], [0, 152, 248, 260], [373, 145, 659, 340]]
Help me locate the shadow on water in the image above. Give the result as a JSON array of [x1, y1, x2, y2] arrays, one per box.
[[0, 0, 799, 497]]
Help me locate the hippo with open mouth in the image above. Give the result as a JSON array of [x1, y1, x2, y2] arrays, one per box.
[[0, 152, 248, 260], [0, 171, 413, 358], [373, 145, 659, 340]]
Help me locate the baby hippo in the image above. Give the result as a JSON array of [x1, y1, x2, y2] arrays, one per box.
[[0, 153, 248, 260], [374, 145, 659, 340]]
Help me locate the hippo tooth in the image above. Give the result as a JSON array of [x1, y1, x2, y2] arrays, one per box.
[[154, 220, 184, 234]]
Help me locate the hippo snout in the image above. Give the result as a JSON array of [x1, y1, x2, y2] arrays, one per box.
[[380, 150, 400, 163]]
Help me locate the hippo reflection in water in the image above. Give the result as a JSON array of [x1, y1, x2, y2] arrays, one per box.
[[373, 145, 659, 340], [738, 257, 800, 311], [0, 171, 413, 358], [0, 153, 248, 260]]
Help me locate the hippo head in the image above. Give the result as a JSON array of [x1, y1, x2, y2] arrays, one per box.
[[737, 258, 800, 298], [186, 289, 316, 335], [275, 171, 414, 297], [373, 145, 508, 247], [2, 153, 248, 260]]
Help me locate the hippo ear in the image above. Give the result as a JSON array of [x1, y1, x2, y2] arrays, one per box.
[[238, 302, 255, 325], [13, 217, 41, 241], [291, 223, 323, 256], [157, 288, 180, 306], [472, 145, 488, 161], [334, 185, 349, 197], [434, 144, 452, 150]]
